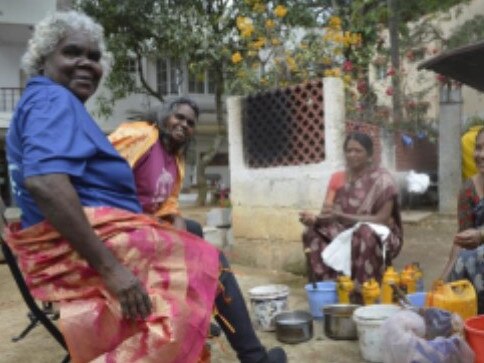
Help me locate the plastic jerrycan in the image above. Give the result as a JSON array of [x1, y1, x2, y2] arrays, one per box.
[[337, 275, 354, 304], [362, 278, 381, 305], [426, 279, 477, 320], [400, 265, 417, 294], [381, 266, 400, 304]]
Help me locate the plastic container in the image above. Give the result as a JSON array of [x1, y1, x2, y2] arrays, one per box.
[[249, 284, 290, 331], [337, 275, 354, 304], [305, 281, 337, 319], [426, 279, 477, 321], [362, 279, 380, 305], [353, 304, 402, 362], [381, 266, 400, 304], [406, 292, 427, 308], [464, 315, 484, 363]]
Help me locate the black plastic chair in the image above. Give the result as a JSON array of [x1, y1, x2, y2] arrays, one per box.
[[0, 200, 69, 363]]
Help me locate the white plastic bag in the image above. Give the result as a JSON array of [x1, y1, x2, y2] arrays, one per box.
[[381, 309, 474, 363], [406, 170, 430, 194]]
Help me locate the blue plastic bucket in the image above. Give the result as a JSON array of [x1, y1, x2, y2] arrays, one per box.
[[305, 281, 337, 319], [406, 292, 427, 308]]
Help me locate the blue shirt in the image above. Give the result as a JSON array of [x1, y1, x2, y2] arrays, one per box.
[[7, 76, 142, 227]]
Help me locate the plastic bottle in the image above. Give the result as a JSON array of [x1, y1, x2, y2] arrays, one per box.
[[412, 262, 424, 292], [426, 279, 477, 320], [381, 266, 400, 304], [337, 275, 354, 304], [400, 265, 417, 294], [362, 278, 381, 305]]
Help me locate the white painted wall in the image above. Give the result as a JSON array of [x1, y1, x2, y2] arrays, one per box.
[[0, 44, 24, 87], [228, 77, 345, 211], [0, 0, 56, 25]]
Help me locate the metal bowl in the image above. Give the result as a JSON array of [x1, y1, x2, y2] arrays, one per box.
[[274, 310, 313, 344], [322, 304, 361, 340]]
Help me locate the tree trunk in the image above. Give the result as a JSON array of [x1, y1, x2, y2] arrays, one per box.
[[387, 0, 403, 124]]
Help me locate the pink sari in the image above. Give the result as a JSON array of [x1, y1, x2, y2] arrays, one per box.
[[4, 207, 219, 363]]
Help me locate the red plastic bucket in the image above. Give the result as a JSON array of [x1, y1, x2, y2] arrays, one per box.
[[464, 315, 484, 363]]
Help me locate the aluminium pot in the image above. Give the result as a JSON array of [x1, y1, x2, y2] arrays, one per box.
[[322, 304, 360, 340], [274, 310, 313, 344]]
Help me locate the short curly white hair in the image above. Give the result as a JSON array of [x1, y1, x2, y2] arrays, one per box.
[[21, 10, 111, 77]]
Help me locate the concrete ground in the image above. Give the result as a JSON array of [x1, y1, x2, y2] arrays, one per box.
[[0, 211, 457, 363]]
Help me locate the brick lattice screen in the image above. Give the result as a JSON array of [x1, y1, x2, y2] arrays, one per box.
[[243, 80, 324, 168]]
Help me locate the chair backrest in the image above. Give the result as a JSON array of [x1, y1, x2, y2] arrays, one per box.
[[0, 196, 67, 350]]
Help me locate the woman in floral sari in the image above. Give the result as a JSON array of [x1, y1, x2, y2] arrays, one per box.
[[5, 11, 285, 363], [299, 132, 403, 293]]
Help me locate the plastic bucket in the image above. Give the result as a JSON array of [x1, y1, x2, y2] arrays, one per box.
[[249, 284, 290, 331], [353, 304, 401, 362], [464, 315, 484, 363], [406, 292, 427, 308], [305, 281, 337, 319]]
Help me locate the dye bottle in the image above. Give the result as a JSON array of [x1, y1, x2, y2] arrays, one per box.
[[362, 278, 381, 305], [381, 266, 400, 304], [400, 265, 417, 294], [337, 275, 354, 304]]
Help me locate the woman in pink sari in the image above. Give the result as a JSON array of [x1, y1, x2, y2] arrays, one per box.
[[299, 132, 403, 298], [5, 11, 285, 363]]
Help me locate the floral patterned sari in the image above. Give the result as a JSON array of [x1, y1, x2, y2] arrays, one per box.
[[303, 167, 403, 285], [4, 207, 219, 363]]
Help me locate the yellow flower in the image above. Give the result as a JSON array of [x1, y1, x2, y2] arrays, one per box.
[[274, 5, 288, 18], [331, 68, 341, 77], [253, 3, 265, 13], [328, 16, 342, 30], [236, 16, 246, 30], [324, 69, 334, 77], [265, 19, 275, 30], [241, 24, 254, 38], [271, 38, 282, 46], [286, 56, 297, 71], [343, 74, 352, 84], [250, 37, 266, 50], [231, 52, 243, 64]]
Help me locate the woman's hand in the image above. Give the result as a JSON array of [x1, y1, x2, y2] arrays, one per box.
[[454, 228, 481, 249], [299, 211, 316, 226], [25, 174, 153, 321], [101, 263, 152, 320]]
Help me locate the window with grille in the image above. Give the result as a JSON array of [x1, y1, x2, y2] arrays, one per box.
[[243, 80, 325, 168], [156, 59, 182, 95]]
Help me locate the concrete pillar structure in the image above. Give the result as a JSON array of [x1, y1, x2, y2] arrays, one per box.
[[227, 77, 346, 273], [438, 86, 462, 214]]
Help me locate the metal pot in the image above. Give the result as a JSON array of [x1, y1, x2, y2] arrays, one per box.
[[274, 310, 313, 344], [322, 304, 360, 340]]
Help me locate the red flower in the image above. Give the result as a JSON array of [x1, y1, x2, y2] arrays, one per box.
[[436, 74, 447, 83], [356, 80, 368, 94], [342, 60, 353, 72], [386, 67, 396, 76], [385, 86, 394, 96]]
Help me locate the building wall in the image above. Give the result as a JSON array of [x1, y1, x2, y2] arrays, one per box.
[[0, 44, 24, 87]]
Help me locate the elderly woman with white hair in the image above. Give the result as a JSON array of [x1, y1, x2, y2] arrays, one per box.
[[5, 10, 286, 363]]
